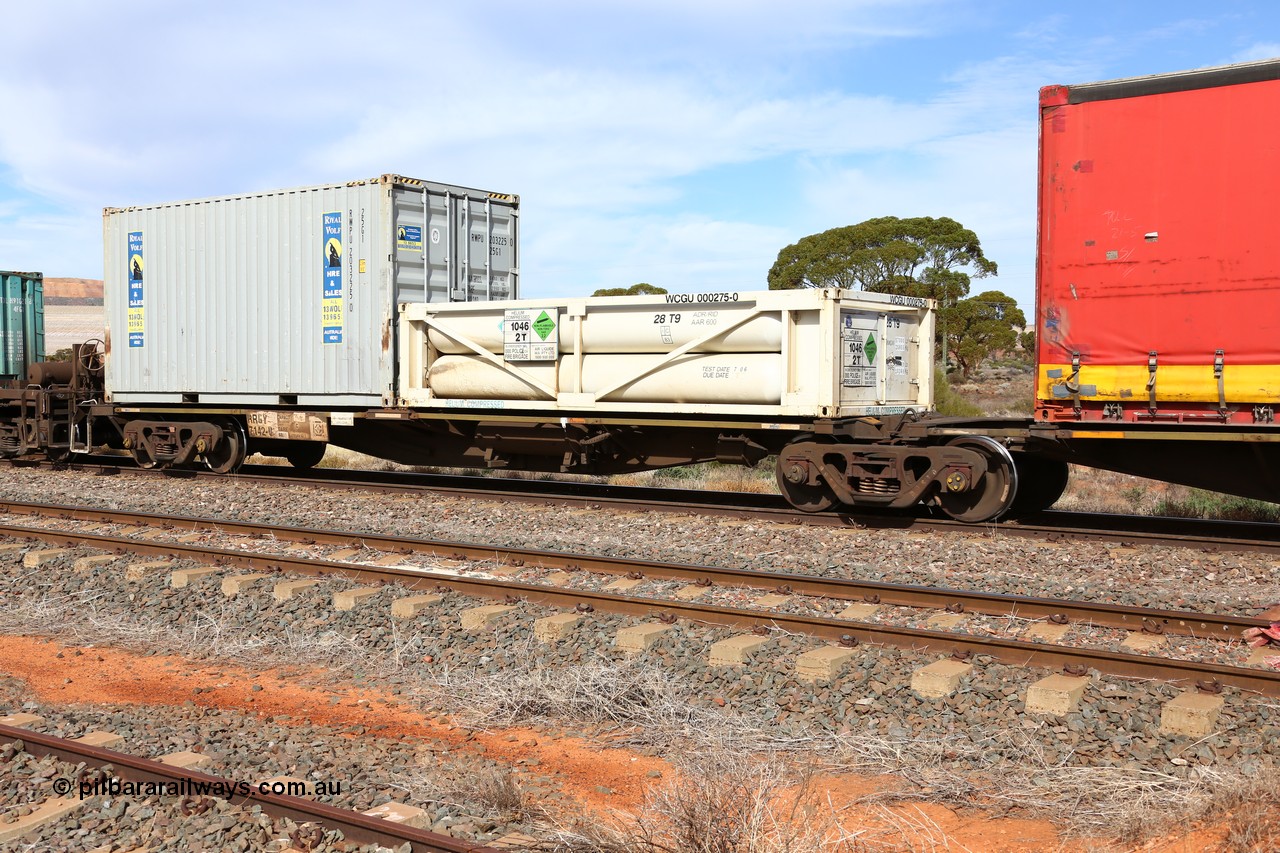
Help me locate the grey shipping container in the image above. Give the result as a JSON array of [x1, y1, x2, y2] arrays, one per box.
[[0, 271, 43, 382], [103, 174, 519, 406]]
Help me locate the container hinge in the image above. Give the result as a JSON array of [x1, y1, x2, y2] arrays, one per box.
[[1214, 350, 1226, 414], [1146, 351, 1157, 413], [1067, 351, 1082, 412]]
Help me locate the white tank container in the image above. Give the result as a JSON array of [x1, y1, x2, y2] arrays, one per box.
[[400, 289, 935, 419]]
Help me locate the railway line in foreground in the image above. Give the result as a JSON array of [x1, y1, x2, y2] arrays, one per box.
[[0, 722, 499, 851], [0, 497, 1275, 698]]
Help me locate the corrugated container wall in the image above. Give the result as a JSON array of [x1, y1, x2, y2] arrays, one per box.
[[1036, 60, 1280, 421], [0, 271, 43, 381], [104, 174, 519, 406]]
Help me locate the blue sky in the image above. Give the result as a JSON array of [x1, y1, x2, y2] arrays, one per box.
[[0, 1, 1276, 314]]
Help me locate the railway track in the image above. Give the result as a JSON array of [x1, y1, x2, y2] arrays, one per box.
[[0, 497, 1275, 697], [0, 722, 497, 852], [14, 456, 1280, 556]]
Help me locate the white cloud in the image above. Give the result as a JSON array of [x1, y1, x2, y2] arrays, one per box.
[[1233, 42, 1280, 62], [0, 0, 1274, 311]]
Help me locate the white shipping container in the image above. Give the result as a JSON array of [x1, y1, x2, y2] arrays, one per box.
[[104, 174, 519, 406], [400, 289, 935, 419]]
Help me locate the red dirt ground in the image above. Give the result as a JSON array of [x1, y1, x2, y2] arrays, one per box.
[[0, 636, 1233, 851]]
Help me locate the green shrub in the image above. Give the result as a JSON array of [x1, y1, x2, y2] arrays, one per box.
[[933, 372, 984, 417], [1154, 489, 1280, 523]]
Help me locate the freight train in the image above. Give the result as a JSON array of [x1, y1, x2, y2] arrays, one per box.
[[4, 58, 1280, 523]]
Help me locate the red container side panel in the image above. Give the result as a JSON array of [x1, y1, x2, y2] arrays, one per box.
[[1036, 64, 1280, 421]]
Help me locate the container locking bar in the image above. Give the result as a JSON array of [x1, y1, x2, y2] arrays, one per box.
[[1214, 350, 1226, 414], [1146, 351, 1158, 413], [1068, 351, 1082, 412]]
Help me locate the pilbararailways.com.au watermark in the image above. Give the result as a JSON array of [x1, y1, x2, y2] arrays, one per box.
[[50, 777, 342, 799]]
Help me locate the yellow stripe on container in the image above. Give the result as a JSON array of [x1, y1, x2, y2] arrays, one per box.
[[1038, 364, 1280, 403]]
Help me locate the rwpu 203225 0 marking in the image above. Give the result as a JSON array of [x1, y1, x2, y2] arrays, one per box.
[[664, 292, 740, 304]]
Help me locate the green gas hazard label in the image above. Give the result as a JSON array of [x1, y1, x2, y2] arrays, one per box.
[[504, 308, 559, 361], [841, 325, 878, 388], [533, 311, 556, 341]]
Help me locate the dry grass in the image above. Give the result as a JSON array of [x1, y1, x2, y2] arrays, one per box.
[[1054, 466, 1182, 515], [549, 751, 896, 853], [1, 579, 1275, 850], [399, 763, 533, 822], [417, 659, 1280, 849], [0, 567, 424, 678], [828, 725, 1280, 849], [1055, 466, 1280, 521], [420, 657, 813, 752], [610, 463, 777, 494], [946, 364, 1035, 417], [1208, 775, 1280, 853]]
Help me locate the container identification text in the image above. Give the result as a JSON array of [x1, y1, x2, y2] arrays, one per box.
[[664, 292, 739, 304]]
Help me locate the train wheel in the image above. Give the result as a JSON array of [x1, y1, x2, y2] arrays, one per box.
[[936, 436, 1018, 523], [284, 441, 327, 470], [1008, 454, 1069, 516], [204, 421, 247, 474], [130, 443, 158, 469], [776, 439, 838, 512]]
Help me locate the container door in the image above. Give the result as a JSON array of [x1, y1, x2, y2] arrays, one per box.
[[882, 313, 917, 403], [420, 188, 458, 303], [26, 276, 43, 365], [391, 185, 427, 305], [0, 274, 21, 379], [453, 196, 519, 302]]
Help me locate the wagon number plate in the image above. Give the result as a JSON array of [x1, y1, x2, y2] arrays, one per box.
[[246, 411, 330, 441]]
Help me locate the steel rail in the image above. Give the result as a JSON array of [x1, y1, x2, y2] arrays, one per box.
[[16, 457, 1280, 556], [0, 724, 496, 852], [0, 515, 1275, 695], [0, 499, 1264, 639]]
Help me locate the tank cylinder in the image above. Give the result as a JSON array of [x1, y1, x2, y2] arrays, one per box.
[[427, 353, 783, 404], [27, 362, 74, 386]]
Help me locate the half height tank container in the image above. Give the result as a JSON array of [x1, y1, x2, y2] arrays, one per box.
[[399, 288, 934, 419]]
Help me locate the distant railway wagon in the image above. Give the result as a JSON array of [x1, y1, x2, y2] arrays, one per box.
[[0, 271, 43, 385]]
